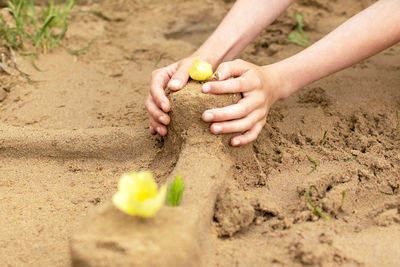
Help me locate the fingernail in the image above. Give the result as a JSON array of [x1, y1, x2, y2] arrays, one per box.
[[156, 127, 161, 134], [169, 79, 181, 89], [213, 125, 222, 133], [204, 112, 213, 121], [202, 83, 210, 93], [161, 102, 168, 112], [215, 71, 222, 80], [149, 126, 154, 132], [159, 115, 168, 125], [232, 139, 240, 146]]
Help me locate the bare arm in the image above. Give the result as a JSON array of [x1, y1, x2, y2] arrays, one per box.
[[202, 0, 400, 146], [195, 0, 294, 68], [274, 0, 400, 98]]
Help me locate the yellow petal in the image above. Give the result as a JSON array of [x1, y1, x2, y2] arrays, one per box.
[[135, 171, 158, 201], [118, 171, 158, 202], [131, 185, 167, 218], [112, 191, 136, 215], [113, 171, 167, 217], [189, 60, 213, 81]]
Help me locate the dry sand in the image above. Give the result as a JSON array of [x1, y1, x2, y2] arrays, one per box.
[[0, 0, 399, 266]]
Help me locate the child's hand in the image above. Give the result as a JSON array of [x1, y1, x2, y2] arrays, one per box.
[[146, 57, 200, 136], [201, 59, 283, 146]]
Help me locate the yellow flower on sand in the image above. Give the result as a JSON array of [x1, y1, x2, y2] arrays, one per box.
[[189, 59, 213, 81], [112, 171, 167, 218]]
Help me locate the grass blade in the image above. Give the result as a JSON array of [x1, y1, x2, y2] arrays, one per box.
[[305, 185, 330, 220], [306, 154, 319, 173], [68, 38, 95, 55], [320, 130, 328, 145], [50, 22, 68, 50], [35, 15, 55, 48], [30, 53, 42, 71]]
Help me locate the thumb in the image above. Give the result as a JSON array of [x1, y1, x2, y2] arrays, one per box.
[[215, 59, 250, 81], [167, 60, 192, 91]]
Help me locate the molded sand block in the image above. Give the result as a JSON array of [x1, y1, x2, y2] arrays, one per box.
[[70, 82, 241, 266]]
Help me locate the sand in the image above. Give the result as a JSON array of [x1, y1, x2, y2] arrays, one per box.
[[0, 0, 399, 266]]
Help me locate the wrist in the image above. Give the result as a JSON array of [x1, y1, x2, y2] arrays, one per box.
[[261, 62, 298, 103]]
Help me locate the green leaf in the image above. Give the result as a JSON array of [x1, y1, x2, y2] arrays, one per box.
[[68, 38, 96, 55], [35, 15, 55, 48], [166, 175, 185, 206], [288, 14, 309, 46], [50, 22, 68, 50]]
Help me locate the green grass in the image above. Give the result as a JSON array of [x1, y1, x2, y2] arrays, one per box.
[[396, 110, 399, 132], [288, 14, 309, 46], [305, 185, 330, 220], [320, 130, 328, 145], [1, 0, 74, 55], [68, 38, 95, 55], [379, 190, 393, 196], [0, 13, 23, 50], [344, 156, 357, 162], [306, 154, 319, 174]]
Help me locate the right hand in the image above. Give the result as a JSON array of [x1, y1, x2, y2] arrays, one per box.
[[146, 57, 200, 136]]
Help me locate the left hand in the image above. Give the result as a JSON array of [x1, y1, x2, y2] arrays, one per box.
[[201, 59, 282, 146]]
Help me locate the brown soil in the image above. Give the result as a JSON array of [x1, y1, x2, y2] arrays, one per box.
[[1, 0, 399, 266]]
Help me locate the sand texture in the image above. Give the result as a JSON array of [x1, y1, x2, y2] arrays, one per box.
[[0, 0, 399, 266]]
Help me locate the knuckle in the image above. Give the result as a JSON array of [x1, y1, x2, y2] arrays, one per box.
[[218, 62, 228, 71], [253, 75, 262, 88], [236, 78, 244, 91], [233, 58, 243, 64]]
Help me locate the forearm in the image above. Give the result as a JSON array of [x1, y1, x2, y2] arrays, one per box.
[[194, 0, 294, 68], [274, 0, 400, 98]]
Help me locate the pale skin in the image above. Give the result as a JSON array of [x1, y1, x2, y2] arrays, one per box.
[[146, 0, 400, 146]]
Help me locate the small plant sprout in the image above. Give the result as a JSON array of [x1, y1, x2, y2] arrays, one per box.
[[288, 14, 309, 46], [189, 59, 213, 81], [305, 185, 330, 220], [395, 110, 399, 131], [344, 156, 357, 162], [306, 154, 319, 174], [379, 190, 393, 196], [320, 130, 328, 145], [379, 185, 398, 196], [166, 175, 185, 206], [112, 171, 167, 218]]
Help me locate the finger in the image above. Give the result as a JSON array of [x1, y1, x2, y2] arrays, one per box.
[[214, 59, 249, 81], [202, 97, 260, 122], [149, 124, 156, 134], [149, 116, 168, 136], [150, 66, 175, 112], [202, 74, 257, 94], [210, 110, 264, 134], [146, 96, 170, 125], [231, 119, 265, 146], [167, 60, 192, 91]]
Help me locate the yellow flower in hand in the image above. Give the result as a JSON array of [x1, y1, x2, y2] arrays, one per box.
[[112, 171, 167, 218], [189, 59, 213, 81]]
